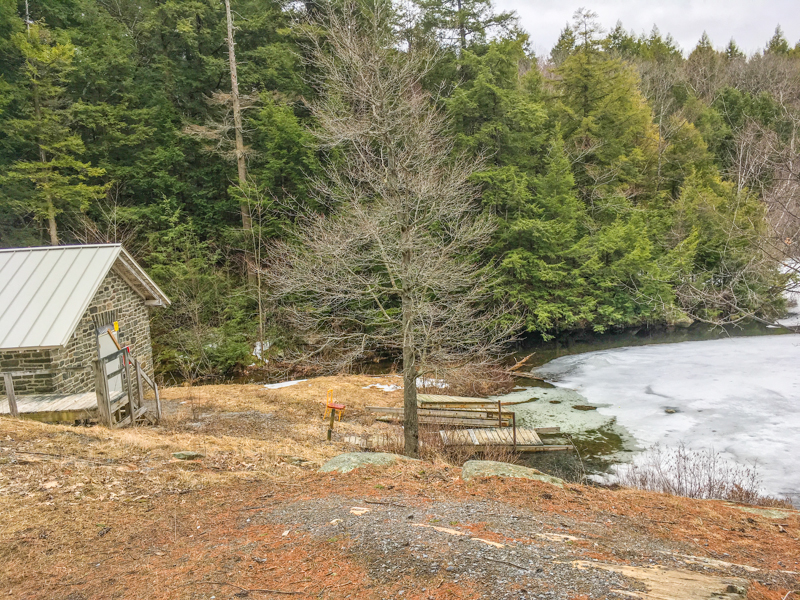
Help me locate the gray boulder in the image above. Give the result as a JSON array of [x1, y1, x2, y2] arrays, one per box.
[[319, 452, 417, 474], [461, 460, 564, 487], [172, 451, 204, 460]]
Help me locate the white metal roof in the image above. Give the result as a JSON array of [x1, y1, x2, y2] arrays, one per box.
[[0, 244, 170, 351]]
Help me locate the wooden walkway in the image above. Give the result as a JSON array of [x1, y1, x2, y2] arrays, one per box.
[[440, 427, 572, 452], [346, 427, 572, 453], [359, 394, 572, 453], [0, 391, 125, 423]]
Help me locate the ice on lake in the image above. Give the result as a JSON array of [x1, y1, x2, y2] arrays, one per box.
[[536, 334, 800, 502]]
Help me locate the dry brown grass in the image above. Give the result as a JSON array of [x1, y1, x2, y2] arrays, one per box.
[[0, 376, 798, 600]]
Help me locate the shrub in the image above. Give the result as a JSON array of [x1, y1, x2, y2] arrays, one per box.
[[613, 443, 791, 507]]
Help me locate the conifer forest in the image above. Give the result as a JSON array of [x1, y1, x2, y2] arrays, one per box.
[[2, 0, 799, 378]]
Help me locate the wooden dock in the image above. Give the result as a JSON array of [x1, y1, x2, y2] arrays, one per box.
[[360, 394, 572, 453], [345, 427, 572, 453], [0, 390, 127, 423], [440, 427, 573, 453]]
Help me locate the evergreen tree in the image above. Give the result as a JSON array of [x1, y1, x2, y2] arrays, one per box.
[[725, 39, 745, 60], [765, 25, 790, 55], [497, 134, 590, 335], [2, 23, 106, 245], [413, 0, 517, 50], [549, 24, 575, 66]]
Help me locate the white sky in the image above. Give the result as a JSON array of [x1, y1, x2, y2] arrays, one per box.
[[494, 0, 799, 57]]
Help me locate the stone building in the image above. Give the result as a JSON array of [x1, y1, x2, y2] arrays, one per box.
[[0, 244, 169, 398]]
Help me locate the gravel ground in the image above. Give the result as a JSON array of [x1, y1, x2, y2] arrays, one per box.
[[246, 487, 785, 599]]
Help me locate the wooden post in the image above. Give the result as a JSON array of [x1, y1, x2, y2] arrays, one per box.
[[327, 409, 336, 441], [512, 412, 517, 452], [134, 358, 144, 413], [153, 380, 162, 422], [91, 359, 111, 427], [497, 399, 502, 428], [123, 348, 135, 426], [3, 374, 19, 418]]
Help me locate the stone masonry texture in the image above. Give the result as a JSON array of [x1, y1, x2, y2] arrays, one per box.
[[0, 269, 155, 397]]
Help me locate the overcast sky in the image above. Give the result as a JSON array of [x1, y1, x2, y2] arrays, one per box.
[[494, 0, 799, 57]]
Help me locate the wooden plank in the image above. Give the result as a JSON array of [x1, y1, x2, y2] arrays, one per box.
[[92, 359, 111, 427], [0, 392, 99, 415], [13, 409, 98, 424], [526, 429, 543, 445], [135, 359, 144, 415], [123, 348, 135, 421], [3, 374, 18, 418], [520, 445, 574, 452], [534, 427, 561, 434], [517, 429, 535, 445], [153, 379, 161, 422], [466, 444, 573, 453], [468, 429, 479, 446], [418, 394, 538, 408], [377, 416, 509, 427], [367, 406, 491, 419], [115, 405, 149, 428]]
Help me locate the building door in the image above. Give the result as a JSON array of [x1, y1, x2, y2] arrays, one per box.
[[97, 327, 123, 394]]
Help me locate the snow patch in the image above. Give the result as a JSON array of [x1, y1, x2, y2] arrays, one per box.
[[252, 341, 271, 359], [264, 379, 307, 389], [363, 383, 402, 392], [536, 335, 800, 501]]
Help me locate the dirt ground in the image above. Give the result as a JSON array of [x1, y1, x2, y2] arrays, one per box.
[[0, 377, 797, 599]]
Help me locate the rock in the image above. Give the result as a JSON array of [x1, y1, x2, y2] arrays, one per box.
[[319, 452, 417, 474], [172, 451, 204, 460], [461, 460, 565, 487]]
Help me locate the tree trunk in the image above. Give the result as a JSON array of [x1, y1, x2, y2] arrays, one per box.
[[224, 0, 251, 233], [32, 69, 58, 246], [47, 204, 58, 245], [400, 214, 418, 457], [456, 0, 466, 50], [401, 288, 419, 458]]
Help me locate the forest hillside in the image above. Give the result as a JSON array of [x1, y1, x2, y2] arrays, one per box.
[[1, 0, 799, 378]]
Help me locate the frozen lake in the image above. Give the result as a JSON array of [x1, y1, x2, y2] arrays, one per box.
[[535, 334, 800, 502]]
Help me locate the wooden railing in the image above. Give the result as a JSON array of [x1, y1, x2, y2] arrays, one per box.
[[91, 347, 161, 427], [134, 357, 162, 422]]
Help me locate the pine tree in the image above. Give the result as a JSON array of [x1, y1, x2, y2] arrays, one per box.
[[497, 134, 589, 335], [765, 25, 790, 55], [549, 24, 575, 65], [413, 0, 517, 50], [725, 39, 745, 60], [2, 23, 106, 245]]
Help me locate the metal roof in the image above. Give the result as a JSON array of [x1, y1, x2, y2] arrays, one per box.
[[0, 244, 169, 351]]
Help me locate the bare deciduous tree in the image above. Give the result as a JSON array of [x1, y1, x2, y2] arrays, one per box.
[[266, 1, 517, 457]]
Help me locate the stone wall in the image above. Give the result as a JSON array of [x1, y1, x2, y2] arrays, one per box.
[[0, 349, 55, 394], [0, 268, 155, 397]]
